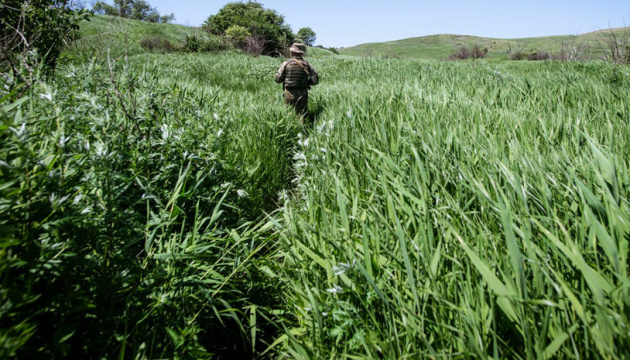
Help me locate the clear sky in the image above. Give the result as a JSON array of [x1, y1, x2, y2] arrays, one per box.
[[146, 0, 629, 48]]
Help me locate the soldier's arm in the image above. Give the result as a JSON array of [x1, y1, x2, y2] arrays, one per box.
[[274, 62, 288, 83], [308, 63, 319, 85]]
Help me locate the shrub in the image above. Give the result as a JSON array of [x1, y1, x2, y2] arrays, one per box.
[[202, 1, 295, 55], [140, 36, 178, 52], [598, 27, 630, 65], [0, 0, 89, 88], [449, 44, 487, 60], [244, 35, 267, 57], [225, 25, 251, 49], [508, 50, 527, 60], [527, 51, 550, 61]]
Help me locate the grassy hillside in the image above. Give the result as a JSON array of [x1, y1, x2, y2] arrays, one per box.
[[340, 27, 630, 60], [67, 15, 335, 61], [65, 15, 225, 61]]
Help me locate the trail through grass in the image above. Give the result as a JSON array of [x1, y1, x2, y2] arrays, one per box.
[[2, 47, 630, 358]]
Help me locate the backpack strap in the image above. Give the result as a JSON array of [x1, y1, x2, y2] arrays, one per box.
[[290, 58, 310, 76]]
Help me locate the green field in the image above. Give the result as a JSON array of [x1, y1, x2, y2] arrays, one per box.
[[2, 15, 630, 359], [340, 28, 630, 60]]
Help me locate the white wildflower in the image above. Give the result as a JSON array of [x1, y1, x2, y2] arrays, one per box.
[[213, 113, 219, 120], [160, 124, 170, 140], [217, 128, 223, 137], [293, 152, 306, 161], [326, 284, 343, 295], [142, 193, 157, 200], [298, 137, 310, 147], [346, 109, 352, 118], [11, 123, 26, 137], [39, 92, 52, 101], [322, 312, 328, 317], [95, 142, 107, 157], [237, 189, 249, 198], [277, 190, 289, 202]]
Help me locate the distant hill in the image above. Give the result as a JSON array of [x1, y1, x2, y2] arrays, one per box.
[[339, 27, 630, 60]]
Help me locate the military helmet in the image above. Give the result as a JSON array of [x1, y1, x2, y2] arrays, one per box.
[[289, 43, 307, 54]]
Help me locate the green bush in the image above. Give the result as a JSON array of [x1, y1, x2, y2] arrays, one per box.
[[202, 1, 294, 55], [0, 0, 88, 81]]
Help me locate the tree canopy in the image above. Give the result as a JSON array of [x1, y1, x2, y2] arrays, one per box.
[[93, 0, 175, 23], [297, 27, 316, 47], [202, 1, 294, 55]]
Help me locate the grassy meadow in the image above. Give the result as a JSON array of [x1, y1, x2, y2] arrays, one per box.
[[2, 15, 630, 359]]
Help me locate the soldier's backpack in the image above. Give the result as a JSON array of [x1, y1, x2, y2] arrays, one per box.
[[284, 59, 311, 89]]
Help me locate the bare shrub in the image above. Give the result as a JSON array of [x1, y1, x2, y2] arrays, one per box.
[[559, 36, 590, 61], [449, 46, 470, 60], [508, 50, 527, 60], [449, 44, 487, 60], [381, 52, 402, 60], [526, 51, 550, 61], [470, 44, 488, 59], [140, 37, 178, 52], [598, 26, 630, 64], [244, 35, 267, 57]]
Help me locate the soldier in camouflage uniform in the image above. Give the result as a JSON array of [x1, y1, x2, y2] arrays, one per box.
[[275, 43, 319, 118]]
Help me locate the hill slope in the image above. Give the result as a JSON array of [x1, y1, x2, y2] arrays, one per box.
[[339, 27, 630, 60], [66, 15, 222, 60]]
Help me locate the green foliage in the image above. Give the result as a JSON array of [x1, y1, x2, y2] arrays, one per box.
[[0, 52, 302, 358], [93, 0, 174, 23], [297, 27, 317, 47], [202, 1, 294, 54], [225, 25, 251, 48], [0, 0, 89, 77]]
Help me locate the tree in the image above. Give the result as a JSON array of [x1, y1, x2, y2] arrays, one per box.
[[297, 27, 316, 46], [202, 1, 294, 55], [92, 0, 174, 23]]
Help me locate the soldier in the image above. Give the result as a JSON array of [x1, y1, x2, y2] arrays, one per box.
[[275, 43, 319, 119]]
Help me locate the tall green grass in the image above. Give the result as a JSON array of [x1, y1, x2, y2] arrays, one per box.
[[2, 47, 630, 358], [276, 59, 630, 358], [0, 53, 300, 358]]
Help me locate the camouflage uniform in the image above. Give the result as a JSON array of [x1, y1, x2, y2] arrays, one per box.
[[275, 43, 319, 117]]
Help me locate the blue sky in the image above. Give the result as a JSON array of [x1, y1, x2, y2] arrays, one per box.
[[147, 0, 629, 47]]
